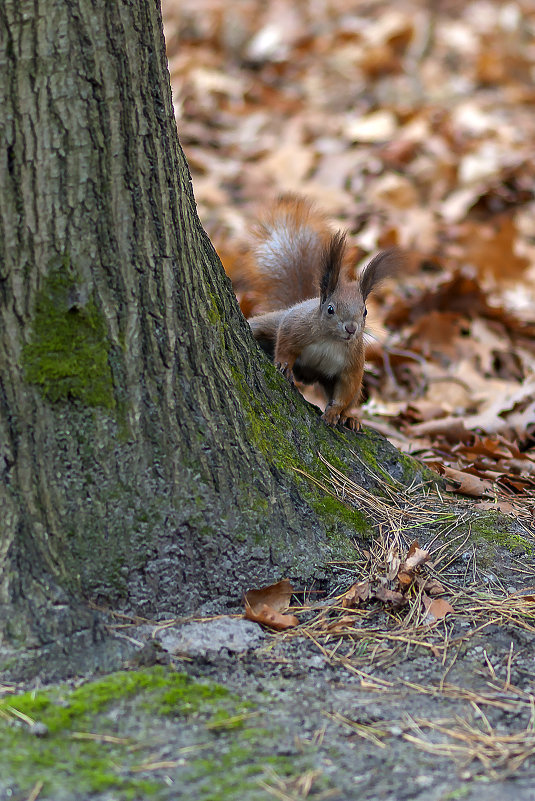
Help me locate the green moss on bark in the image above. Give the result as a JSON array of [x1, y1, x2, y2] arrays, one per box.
[[22, 260, 114, 408], [312, 495, 369, 536]]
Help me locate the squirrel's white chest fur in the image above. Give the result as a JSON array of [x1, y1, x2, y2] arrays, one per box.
[[299, 340, 347, 377]]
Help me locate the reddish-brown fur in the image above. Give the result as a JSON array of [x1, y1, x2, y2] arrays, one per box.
[[246, 195, 333, 313], [247, 196, 399, 430]]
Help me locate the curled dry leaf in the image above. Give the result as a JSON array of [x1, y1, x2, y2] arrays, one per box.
[[440, 466, 495, 498], [397, 540, 429, 587], [342, 580, 371, 608], [375, 584, 408, 609], [415, 576, 447, 596], [244, 578, 299, 631], [422, 595, 455, 622], [244, 601, 299, 631], [403, 540, 430, 570], [386, 549, 401, 581], [244, 578, 294, 612]]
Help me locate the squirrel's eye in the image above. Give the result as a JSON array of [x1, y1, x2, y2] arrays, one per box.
[[327, 304, 335, 315], [363, 307, 368, 318]]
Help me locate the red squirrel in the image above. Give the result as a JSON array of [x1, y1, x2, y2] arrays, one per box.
[[246, 195, 398, 431]]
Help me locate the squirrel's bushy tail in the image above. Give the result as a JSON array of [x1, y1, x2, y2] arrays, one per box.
[[249, 194, 333, 313]]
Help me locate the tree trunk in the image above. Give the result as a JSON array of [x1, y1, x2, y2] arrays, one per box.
[[0, 0, 421, 678]]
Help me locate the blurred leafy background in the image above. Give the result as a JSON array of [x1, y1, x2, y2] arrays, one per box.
[[162, 0, 535, 506]]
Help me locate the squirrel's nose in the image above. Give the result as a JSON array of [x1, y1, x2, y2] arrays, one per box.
[[345, 323, 357, 335]]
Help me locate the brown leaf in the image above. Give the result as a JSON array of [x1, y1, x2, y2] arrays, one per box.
[[261, 141, 314, 189], [423, 595, 455, 622], [244, 578, 294, 614], [441, 466, 495, 497], [407, 311, 465, 360], [403, 540, 430, 571], [342, 580, 371, 608], [402, 402, 448, 424], [454, 435, 512, 461], [397, 571, 414, 589], [375, 585, 408, 608], [454, 216, 529, 281], [244, 601, 299, 631], [244, 579, 299, 631], [416, 576, 447, 596], [395, 541, 429, 588], [369, 173, 419, 210], [386, 549, 401, 581], [474, 499, 517, 515], [498, 474, 535, 494], [409, 417, 472, 444]]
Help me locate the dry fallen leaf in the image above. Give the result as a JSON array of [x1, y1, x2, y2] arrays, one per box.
[[408, 417, 472, 444], [375, 584, 408, 608], [244, 601, 299, 631], [403, 540, 430, 571], [385, 548, 401, 581], [416, 576, 447, 596], [397, 540, 430, 587], [342, 580, 371, 608], [244, 579, 299, 631], [437, 466, 495, 498], [423, 595, 455, 622], [244, 578, 294, 611]]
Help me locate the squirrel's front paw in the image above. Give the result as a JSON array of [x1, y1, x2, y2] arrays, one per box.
[[323, 405, 362, 432], [342, 415, 362, 432], [275, 362, 295, 385], [322, 404, 340, 427]]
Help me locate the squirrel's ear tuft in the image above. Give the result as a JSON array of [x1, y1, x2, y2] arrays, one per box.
[[319, 231, 346, 303], [359, 248, 400, 300]]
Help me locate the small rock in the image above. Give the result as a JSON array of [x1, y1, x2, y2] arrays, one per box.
[[30, 721, 49, 737], [129, 640, 169, 667], [414, 775, 434, 789], [155, 616, 265, 658]]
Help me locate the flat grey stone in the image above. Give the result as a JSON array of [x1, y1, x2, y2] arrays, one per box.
[[155, 616, 265, 657]]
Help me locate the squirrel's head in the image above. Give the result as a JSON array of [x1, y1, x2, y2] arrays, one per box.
[[319, 233, 399, 342]]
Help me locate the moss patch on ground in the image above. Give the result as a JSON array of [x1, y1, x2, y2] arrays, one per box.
[[0, 668, 235, 798], [0, 666, 325, 801], [470, 511, 534, 555], [0, 668, 222, 798]]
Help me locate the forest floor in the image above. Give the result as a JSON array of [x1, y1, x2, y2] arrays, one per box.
[[3, 489, 535, 801]]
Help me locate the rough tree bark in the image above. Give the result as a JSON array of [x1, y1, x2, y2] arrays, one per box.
[[0, 0, 421, 678]]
